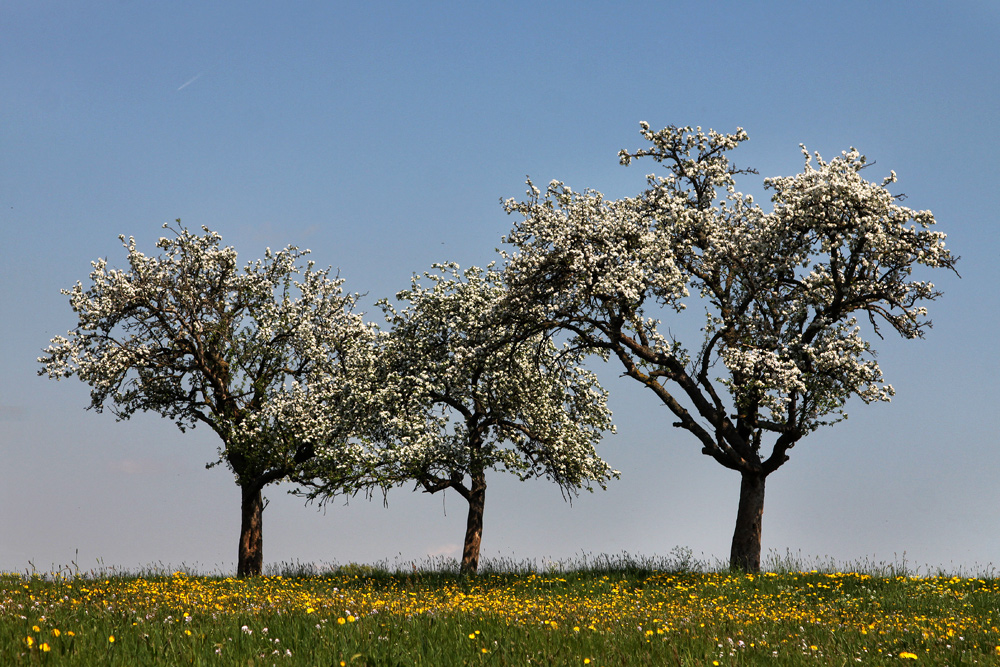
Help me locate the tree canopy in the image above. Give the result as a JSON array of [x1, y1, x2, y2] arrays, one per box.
[[304, 263, 617, 574], [39, 223, 374, 576], [501, 123, 958, 570]]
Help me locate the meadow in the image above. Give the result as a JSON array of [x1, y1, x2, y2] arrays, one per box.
[[2, 555, 999, 666]]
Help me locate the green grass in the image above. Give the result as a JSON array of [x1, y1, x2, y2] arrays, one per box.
[[3, 554, 999, 665]]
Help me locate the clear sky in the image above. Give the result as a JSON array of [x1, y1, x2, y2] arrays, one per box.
[[2, 1, 997, 575]]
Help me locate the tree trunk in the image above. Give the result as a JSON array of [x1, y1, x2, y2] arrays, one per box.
[[460, 471, 487, 576], [729, 471, 766, 573], [237, 485, 264, 578]]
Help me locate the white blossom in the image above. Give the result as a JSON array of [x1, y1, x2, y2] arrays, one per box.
[[303, 263, 617, 572], [502, 123, 957, 477], [39, 223, 376, 574]]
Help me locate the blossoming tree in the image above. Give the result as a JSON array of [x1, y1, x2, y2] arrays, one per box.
[[306, 264, 617, 575], [39, 223, 374, 577], [501, 123, 958, 571]]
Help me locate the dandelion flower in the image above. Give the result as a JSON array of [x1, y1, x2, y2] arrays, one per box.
[[41, 643, 51, 652], [900, 653, 919, 660], [109, 635, 115, 643]]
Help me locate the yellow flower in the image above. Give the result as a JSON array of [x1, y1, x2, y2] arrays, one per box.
[[52, 628, 61, 637], [67, 631, 75, 637], [347, 615, 356, 623], [337, 617, 346, 625], [306, 607, 315, 614], [584, 660, 591, 665], [468, 633, 476, 639], [33, 625, 41, 632], [109, 635, 115, 643], [899, 653, 919, 660], [40, 643, 51, 652], [481, 648, 489, 654], [25, 636, 34, 647]]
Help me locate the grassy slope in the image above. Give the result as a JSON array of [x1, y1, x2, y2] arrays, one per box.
[[2, 558, 999, 665]]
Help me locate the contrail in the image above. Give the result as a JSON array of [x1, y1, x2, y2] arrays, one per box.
[[176, 73, 203, 91]]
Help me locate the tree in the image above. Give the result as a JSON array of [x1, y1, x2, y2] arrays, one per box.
[[39, 223, 373, 577], [501, 123, 958, 571], [306, 264, 617, 575]]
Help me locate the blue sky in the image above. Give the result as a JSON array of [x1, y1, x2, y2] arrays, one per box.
[[2, 1, 998, 574]]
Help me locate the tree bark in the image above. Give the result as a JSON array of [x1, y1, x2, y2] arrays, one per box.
[[237, 485, 264, 578], [729, 471, 766, 573], [460, 471, 487, 576]]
